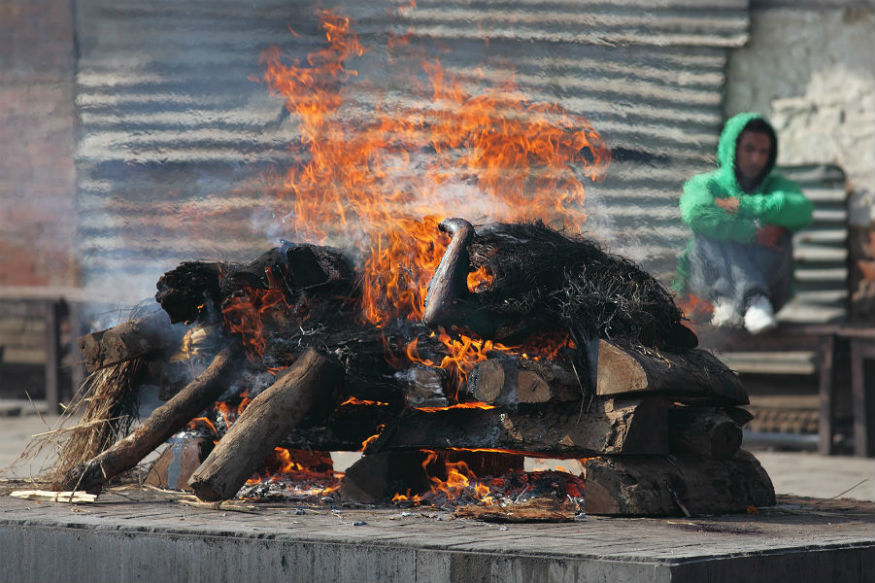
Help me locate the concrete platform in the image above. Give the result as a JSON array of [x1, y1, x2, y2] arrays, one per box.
[[0, 488, 872, 583]]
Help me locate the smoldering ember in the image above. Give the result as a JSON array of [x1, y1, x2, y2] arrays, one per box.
[[46, 215, 772, 518]]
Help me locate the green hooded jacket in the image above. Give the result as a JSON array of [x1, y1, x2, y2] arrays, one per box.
[[674, 112, 814, 291]]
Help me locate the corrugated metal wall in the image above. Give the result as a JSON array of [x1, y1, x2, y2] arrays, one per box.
[[74, 0, 750, 302]]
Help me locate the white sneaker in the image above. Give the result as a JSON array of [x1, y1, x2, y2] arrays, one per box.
[[711, 298, 741, 328], [744, 295, 777, 335]]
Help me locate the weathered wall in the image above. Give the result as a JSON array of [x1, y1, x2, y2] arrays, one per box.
[[725, 3, 875, 319], [726, 4, 875, 225], [0, 0, 77, 287]]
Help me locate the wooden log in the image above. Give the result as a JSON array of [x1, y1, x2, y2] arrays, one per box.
[[595, 340, 748, 405], [57, 344, 239, 493], [468, 357, 583, 406], [188, 348, 344, 501], [583, 449, 776, 516], [367, 397, 668, 457], [340, 451, 433, 504], [143, 436, 211, 492], [453, 498, 579, 522], [668, 407, 743, 460], [78, 310, 184, 372], [282, 401, 398, 451]]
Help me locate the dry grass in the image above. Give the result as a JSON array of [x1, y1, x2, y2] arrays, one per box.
[[16, 360, 141, 485]]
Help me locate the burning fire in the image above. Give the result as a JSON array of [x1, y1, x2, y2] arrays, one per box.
[[221, 268, 293, 363], [391, 450, 585, 508], [191, 8, 613, 498], [259, 8, 610, 330], [340, 397, 390, 407], [402, 333, 518, 397], [392, 450, 494, 506], [676, 293, 714, 332]]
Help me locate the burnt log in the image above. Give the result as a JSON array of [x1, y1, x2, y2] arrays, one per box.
[[281, 401, 399, 452], [155, 244, 357, 325], [189, 348, 344, 501], [595, 341, 747, 405], [468, 357, 583, 406], [155, 261, 224, 324], [340, 450, 524, 504], [668, 407, 745, 460], [367, 397, 668, 457], [78, 310, 184, 372], [583, 449, 776, 516], [57, 344, 240, 492], [340, 451, 434, 504]]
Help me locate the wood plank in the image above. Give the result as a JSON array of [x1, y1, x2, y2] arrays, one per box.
[[583, 449, 775, 516], [716, 351, 817, 375], [595, 341, 747, 405], [368, 397, 669, 457]]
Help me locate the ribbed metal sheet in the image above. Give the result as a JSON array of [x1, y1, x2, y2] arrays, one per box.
[[74, 0, 750, 301]]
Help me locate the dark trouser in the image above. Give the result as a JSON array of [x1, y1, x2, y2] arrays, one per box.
[[687, 233, 794, 315]]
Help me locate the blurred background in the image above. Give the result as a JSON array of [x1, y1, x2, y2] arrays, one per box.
[[1, 0, 872, 456]]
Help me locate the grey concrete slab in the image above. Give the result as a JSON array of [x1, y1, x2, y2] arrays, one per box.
[[0, 490, 872, 583]]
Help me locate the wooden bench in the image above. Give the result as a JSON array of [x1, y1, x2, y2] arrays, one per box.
[[696, 164, 873, 456], [0, 286, 89, 414]]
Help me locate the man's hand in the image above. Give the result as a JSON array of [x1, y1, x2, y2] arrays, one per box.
[[714, 197, 740, 214], [755, 224, 788, 250]]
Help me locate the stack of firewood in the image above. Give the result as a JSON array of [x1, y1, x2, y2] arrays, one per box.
[[63, 303, 774, 516], [56, 224, 775, 516]]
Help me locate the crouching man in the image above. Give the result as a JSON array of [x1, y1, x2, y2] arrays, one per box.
[[676, 112, 814, 334]]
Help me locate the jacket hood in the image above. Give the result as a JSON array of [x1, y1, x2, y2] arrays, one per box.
[[716, 112, 777, 193]]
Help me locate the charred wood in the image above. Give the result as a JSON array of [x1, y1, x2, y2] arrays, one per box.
[[57, 344, 240, 493], [583, 449, 776, 516], [155, 244, 357, 325], [155, 262, 224, 324], [367, 397, 668, 457], [281, 400, 399, 452], [78, 310, 184, 372], [189, 348, 345, 501], [668, 407, 744, 460], [340, 451, 434, 504]]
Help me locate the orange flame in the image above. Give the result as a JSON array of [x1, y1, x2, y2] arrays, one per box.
[[259, 9, 610, 329], [428, 455, 493, 505], [213, 7, 613, 423], [415, 402, 496, 413], [405, 332, 518, 397], [244, 447, 335, 486], [221, 268, 290, 363], [675, 293, 713, 332], [341, 397, 390, 407], [187, 416, 218, 436], [361, 423, 386, 451], [466, 266, 494, 292]]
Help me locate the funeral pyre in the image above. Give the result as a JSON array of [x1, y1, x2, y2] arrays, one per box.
[[56, 215, 774, 517], [50, 10, 774, 518]]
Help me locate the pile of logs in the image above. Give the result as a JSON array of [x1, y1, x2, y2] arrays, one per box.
[[64, 304, 774, 515], [59, 224, 775, 516]]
